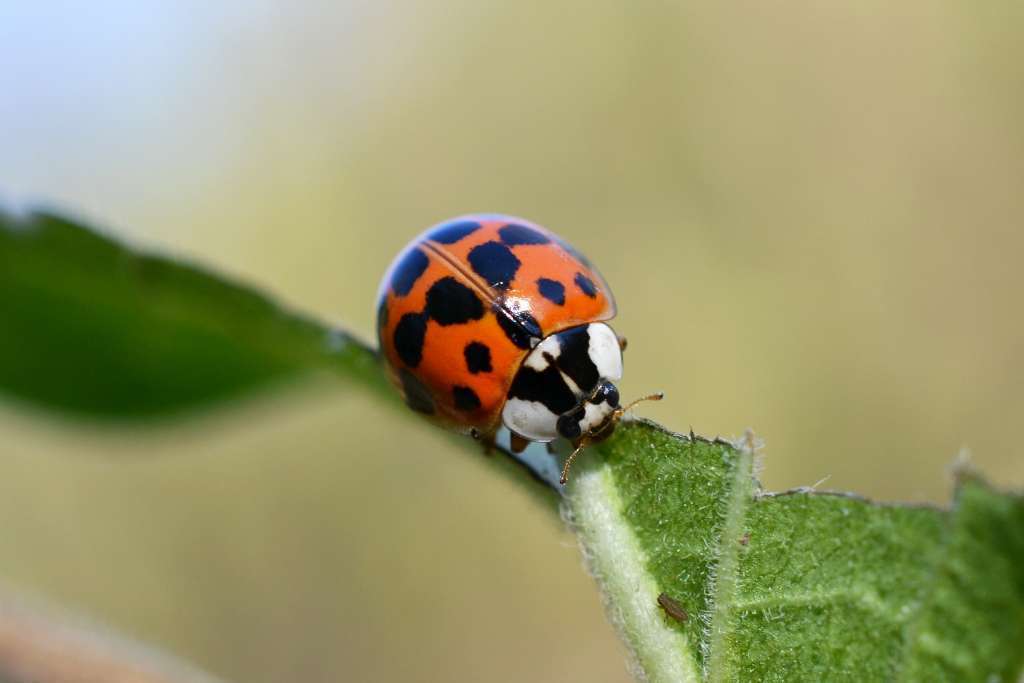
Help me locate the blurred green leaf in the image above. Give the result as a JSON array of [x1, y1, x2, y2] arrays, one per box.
[[0, 209, 385, 418], [2, 209, 1022, 681], [567, 423, 1024, 682]]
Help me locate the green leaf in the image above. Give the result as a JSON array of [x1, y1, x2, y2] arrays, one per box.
[[566, 423, 1024, 682], [0, 209, 386, 418], [0, 208, 557, 489], [2, 208, 1023, 681]]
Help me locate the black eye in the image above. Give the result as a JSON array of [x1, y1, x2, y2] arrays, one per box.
[[590, 383, 620, 407], [557, 413, 582, 440]]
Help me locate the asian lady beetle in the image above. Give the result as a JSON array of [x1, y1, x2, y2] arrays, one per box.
[[376, 215, 661, 484]]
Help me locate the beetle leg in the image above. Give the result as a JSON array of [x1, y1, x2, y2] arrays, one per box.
[[509, 432, 530, 454], [471, 428, 497, 455]]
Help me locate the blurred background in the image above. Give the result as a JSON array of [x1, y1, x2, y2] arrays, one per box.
[[2, 2, 1023, 681]]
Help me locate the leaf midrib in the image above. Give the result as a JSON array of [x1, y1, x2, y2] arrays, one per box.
[[704, 440, 754, 683]]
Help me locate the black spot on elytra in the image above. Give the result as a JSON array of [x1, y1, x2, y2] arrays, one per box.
[[514, 308, 543, 338], [427, 220, 480, 244], [509, 364, 577, 415], [574, 272, 598, 298], [425, 277, 484, 325], [537, 278, 565, 305], [393, 312, 428, 367], [554, 325, 599, 393], [399, 368, 435, 414], [390, 248, 429, 296], [468, 241, 520, 290], [499, 223, 550, 246], [494, 303, 541, 350], [463, 341, 492, 374], [452, 385, 482, 412]]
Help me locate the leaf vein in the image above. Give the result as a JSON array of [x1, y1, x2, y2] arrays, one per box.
[[731, 587, 899, 622], [704, 442, 755, 683]]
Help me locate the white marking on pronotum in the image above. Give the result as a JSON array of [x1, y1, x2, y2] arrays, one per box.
[[521, 332, 584, 396], [523, 334, 560, 371], [586, 323, 623, 381], [502, 397, 559, 442], [502, 322, 625, 443], [557, 367, 584, 397]]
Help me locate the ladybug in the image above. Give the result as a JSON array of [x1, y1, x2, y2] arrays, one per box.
[[376, 215, 661, 484]]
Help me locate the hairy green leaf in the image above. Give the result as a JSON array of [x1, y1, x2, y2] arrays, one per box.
[[2, 208, 1022, 681], [567, 424, 1024, 682]]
